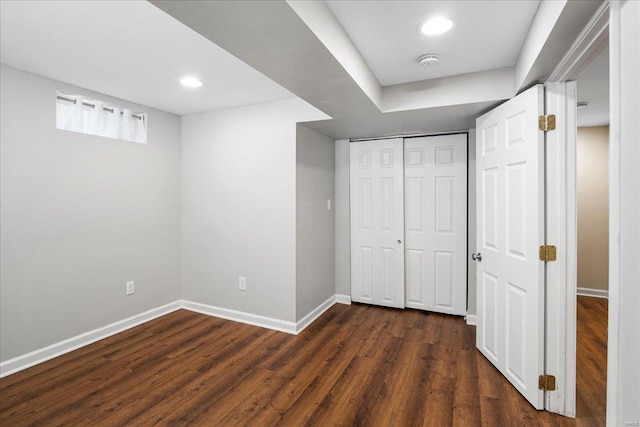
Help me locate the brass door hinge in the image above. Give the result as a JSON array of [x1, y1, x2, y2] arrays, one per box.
[[539, 114, 556, 131], [539, 374, 556, 391], [539, 245, 557, 262]]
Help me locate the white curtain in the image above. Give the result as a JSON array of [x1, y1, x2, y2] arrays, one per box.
[[56, 94, 83, 132], [56, 91, 147, 143]]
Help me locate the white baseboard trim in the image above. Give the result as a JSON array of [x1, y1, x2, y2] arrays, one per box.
[[181, 300, 297, 335], [465, 314, 477, 326], [1, 294, 353, 378], [577, 287, 609, 298], [0, 301, 182, 378], [335, 294, 352, 305], [296, 295, 336, 334]]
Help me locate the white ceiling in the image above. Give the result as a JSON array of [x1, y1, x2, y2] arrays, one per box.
[[0, 1, 293, 116], [326, 0, 540, 86], [303, 100, 497, 140], [577, 48, 609, 127], [1, 0, 603, 135]]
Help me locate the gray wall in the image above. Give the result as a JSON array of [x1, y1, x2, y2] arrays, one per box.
[[295, 125, 335, 321], [334, 139, 351, 296], [0, 65, 182, 362], [181, 98, 325, 323]]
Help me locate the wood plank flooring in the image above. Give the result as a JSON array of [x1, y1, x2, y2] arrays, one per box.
[[575, 296, 608, 426], [0, 296, 607, 426]]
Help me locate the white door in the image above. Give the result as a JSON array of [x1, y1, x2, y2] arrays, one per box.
[[475, 85, 545, 409], [350, 138, 405, 308], [405, 134, 467, 315]]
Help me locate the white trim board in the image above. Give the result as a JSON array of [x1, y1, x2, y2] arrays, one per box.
[[296, 294, 351, 332], [335, 294, 352, 305], [0, 301, 182, 378], [181, 300, 298, 334], [465, 314, 477, 326], [544, 81, 578, 417], [185, 295, 352, 336], [296, 295, 336, 334], [547, 1, 609, 82], [0, 295, 352, 378], [577, 287, 609, 298]]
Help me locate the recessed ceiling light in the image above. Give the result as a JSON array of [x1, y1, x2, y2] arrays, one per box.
[[180, 76, 204, 88], [577, 102, 589, 109], [420, 17, 453, 36], [418, 54, 440, 68]]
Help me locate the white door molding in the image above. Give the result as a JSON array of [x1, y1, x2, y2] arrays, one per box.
[[606, 2, 640, 426], [544, 2, 610, 418], [547, 1, 609, 82], [544, 81, 578, 417]]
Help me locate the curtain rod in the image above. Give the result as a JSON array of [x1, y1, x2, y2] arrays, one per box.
[[57, 95, 144, 121], [350, 130, 468, 142]]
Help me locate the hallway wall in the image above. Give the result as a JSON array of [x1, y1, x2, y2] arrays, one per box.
[[577, 126, 609, 292]]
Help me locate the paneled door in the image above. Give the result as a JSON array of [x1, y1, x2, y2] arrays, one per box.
[[475, 84, 545, 409], [404, 134, 467, 315], [350, 138, 405, 308]]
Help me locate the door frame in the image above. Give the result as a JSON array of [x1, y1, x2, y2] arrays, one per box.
[[606, 3, 640, 425], [543, 1, 609, 418]]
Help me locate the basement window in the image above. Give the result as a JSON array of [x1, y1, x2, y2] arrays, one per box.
[[56, 91, 147, 143]]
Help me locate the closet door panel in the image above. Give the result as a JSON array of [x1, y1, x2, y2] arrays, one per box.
[[405, 134, 467, 315], [350, 139, 405, 308]]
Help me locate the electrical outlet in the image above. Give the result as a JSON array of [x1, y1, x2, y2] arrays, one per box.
[[126, 281, 135, 295], [327, 199, 332, 210], [239, 276, 246, 291]]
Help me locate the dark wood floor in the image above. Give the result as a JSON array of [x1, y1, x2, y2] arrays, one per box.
[[0, 296, 607, 426], [575, 296, 608, 426]]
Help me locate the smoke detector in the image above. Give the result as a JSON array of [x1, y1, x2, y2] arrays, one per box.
[[418, 54, 439, 68]]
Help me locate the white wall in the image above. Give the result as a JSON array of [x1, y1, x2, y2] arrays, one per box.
[[514, 0, 566, 89], [296, 125, 335, 321], [607, 1, 640, 425], [0, 64, 182, 362], [334, 139, 351, 297], [181, 98, 326, 323]]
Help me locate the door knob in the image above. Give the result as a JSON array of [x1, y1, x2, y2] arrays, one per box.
[[397, 240, 402, 244], [472, 252, 482, 261]]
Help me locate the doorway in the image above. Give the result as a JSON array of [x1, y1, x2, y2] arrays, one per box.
[[574, 47, 610, 425]]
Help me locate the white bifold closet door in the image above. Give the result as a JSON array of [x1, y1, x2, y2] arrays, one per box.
[[350, 138, 405, 308], [404, 134, 467, 315], [350, 135, 467, 314]]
